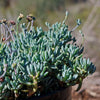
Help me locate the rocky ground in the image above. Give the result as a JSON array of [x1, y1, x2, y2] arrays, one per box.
[[72, 72, 100, 100]]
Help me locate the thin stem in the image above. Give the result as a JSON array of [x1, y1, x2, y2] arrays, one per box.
[[71, 25, 79, 32], [1, 24, 5, 41], [2, 24, 5, 37], [16, 22, 19, 35], [4, 35, 11, 42], [4, 24, 8, 38], [79, 30, 85, 47], [27, 22, 30, 29], [62, 11, 68, 24], [0, 24, 3, 42], [6, 25, 14, 41], [81, 37, 85, 47], [30, 20, 34, 31]]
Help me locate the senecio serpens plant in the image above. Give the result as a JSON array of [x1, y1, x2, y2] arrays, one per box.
[[0, 12, 95, 100]]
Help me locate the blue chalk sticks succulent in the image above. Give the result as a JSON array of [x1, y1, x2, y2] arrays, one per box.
[[0, 12, 96, 99]]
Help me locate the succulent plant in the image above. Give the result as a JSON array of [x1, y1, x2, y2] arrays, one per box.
[[0, 12, 96, 99]]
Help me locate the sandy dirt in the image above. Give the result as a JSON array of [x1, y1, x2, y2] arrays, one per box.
[[72, 72, 100, 100]]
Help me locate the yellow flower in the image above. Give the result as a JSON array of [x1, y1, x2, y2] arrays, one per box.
[[17, 13, 24, 21], [26, 14, 36, 22]]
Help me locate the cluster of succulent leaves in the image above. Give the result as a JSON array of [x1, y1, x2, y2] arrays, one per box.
[[0, 13, 96, 99]]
